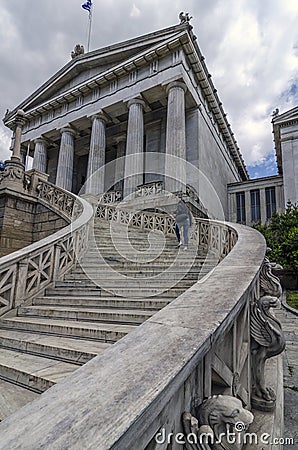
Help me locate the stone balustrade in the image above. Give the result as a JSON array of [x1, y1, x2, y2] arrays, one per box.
[[0, 178, 93, 316], [135, 180, 164, 197], [0, 198, 285, 449], [0, 209, 274, 449], [98, 190, 122, 204], [96, 203, 237, 260]]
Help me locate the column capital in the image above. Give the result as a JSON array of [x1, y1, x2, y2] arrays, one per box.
[[59, 125, 76, 137], [166, 81, 187, 95], [88, 111, 108, 123], [127, 98, 146, 109], [14, 109, 27, 128], [34, 137, 47, 145]]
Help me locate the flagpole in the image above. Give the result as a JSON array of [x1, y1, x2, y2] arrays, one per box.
[[87, 6, 93, 52]]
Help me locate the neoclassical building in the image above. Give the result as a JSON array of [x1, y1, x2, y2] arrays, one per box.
[[2, 20, 298, 223]]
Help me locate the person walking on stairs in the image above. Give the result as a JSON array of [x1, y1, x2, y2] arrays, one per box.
[[175, 200, 192, 250]]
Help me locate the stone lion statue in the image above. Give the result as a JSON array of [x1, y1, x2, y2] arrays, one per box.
[[183, 395, 254, 450]]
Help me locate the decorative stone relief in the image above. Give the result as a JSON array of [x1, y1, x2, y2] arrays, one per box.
[[182, 395, 254, 450], [250, 256, 285, 411]]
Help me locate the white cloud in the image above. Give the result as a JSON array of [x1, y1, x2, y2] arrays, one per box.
[[130, 4, 141, 18]]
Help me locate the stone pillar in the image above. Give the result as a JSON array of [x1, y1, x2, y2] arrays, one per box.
[[245, 190, 251, 225], [165, 81, 187, 193], [123, 98, 145, 198], [56, 126, 76, 191], [33, 138, 48, 173], [260, 188, 266, 224], [11, 109, 26, 162], [85, 113, 107, 195], [114, 136, 126, 191]]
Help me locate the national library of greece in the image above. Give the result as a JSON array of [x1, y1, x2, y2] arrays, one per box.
[[0, 16, 297, 450]]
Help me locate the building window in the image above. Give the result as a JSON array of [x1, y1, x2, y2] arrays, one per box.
[[236, 192, 246, 224], [265, 187, 276, 220], [250, 189, 261, 223]]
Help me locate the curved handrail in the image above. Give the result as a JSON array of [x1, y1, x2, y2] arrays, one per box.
[[0, 218, 268, 449], [0, 178, 94, 316]]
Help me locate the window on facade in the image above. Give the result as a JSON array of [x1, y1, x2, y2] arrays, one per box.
[[250, 189, 261, 223], [236, 192, 246, 224], [265, 187, 276, 220]]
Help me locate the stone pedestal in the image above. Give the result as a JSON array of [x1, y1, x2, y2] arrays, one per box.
[[85, 113, 107, 195], [165, 81, 187, 193], [0, 159, 25, 191], [33, 138, 48, 173], [123, 98, 145, 198], [56, 126, 75, 191]]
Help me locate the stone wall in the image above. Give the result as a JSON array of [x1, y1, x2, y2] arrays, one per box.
[[0, 189, 67, 257]]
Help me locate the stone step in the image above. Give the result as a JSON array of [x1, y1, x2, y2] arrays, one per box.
[[100, 287, 188, 298], [0, 329, 110, 364], [46, 286, 102, 297], [0, 317, 136, 342], [33, 296, 172, 310], [18, 306, 154, 325], [0, 378, 39, 421], [0, 348, 78, 393], [53, 279, 195, 290]]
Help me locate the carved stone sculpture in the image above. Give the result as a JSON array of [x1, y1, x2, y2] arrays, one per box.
[[179, 12, 193, 24], [250, 256, 285, 411], [71, 44, 85, 59], [183, 395, 254, 450]]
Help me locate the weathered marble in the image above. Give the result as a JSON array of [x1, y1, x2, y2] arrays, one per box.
[[56, 126, 76, 191], [85, 113, 107, 194], [32, 138, 47, 173], [123, 98, 145, 197]]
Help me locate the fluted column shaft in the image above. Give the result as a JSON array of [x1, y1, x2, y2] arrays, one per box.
[[33, 138, 47, 172], [56, 126, 75, 191], [85, 114, 107, 194], [165, 81, 187, 192], [114, 137, 126, 190], [123, 98, 145, 197]]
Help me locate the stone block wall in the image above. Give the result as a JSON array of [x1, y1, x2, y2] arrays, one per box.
[[0, 189, 67, 257]]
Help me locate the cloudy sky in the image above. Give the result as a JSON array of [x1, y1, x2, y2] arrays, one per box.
[[0, 0, 298, 178]]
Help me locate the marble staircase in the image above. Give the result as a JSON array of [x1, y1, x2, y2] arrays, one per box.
[[0, 218, 216, 420]]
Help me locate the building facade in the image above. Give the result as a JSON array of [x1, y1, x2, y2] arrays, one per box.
[[2, 21, 297, 224], [3, 22, 248, 220]]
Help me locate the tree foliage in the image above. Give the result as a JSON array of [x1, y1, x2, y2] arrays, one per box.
[[255, 202, 298, 273]]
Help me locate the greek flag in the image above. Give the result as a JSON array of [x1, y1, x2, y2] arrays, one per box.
[[82, 0, 92, 12]]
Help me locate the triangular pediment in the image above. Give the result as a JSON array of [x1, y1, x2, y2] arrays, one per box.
[[5, 24, 189, 118]]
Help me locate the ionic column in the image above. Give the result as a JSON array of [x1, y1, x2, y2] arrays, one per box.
[[11, 109, 26, 162], [56, 126, 76, 191], [123, 98, 145, 198], [33, 138, 47, 173], [85, 113, 107, 194], [165, 81, 187, 193]]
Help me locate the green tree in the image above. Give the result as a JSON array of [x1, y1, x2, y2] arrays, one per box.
[[255, 202, 298, 273]]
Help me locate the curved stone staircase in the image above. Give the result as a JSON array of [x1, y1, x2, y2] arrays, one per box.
[[0, 216, 217, 420]]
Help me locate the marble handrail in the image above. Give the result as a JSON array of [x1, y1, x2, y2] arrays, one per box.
[[0, 178, 93, 316]]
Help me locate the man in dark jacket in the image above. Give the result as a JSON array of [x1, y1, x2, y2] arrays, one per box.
[[175, 200, 192, 250]]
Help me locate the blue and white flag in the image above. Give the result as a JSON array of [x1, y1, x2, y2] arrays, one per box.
[[82, 0, 92, 12]]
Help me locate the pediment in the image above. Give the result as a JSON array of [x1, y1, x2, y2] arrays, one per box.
[[5, 24, 188, 119]]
